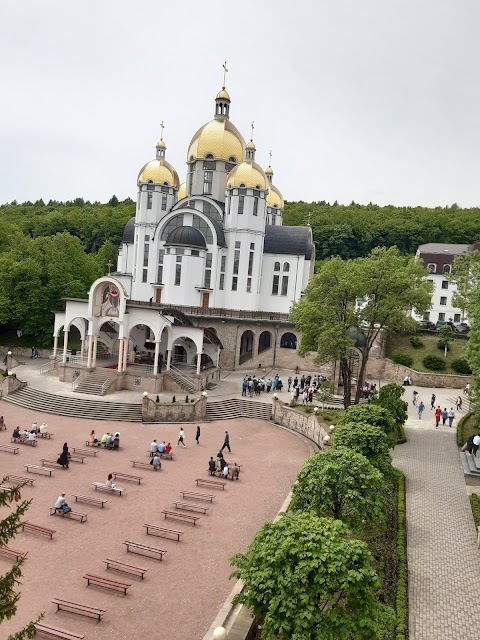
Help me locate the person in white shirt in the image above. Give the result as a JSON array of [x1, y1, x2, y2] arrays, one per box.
[[222, 464, 229, 478], [447, 409, 455, 428], [31, 421, 38, 433], [39, 423, 48, 434], [176, 429, 186, 447], [473, 434, 480, 457], [54, 493, 71, 513], [27, 430, 36, 443], [106, 473, 116, 488], [150, 440, 158, 456]]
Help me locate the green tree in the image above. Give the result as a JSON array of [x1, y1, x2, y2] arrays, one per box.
[[337, 404, 396, 440], [450, 250, 480, 319], [0, 481, 40, 639], [290, 448, 387, 530], [230, 512, 394, 640], [315, 380, 334, 408], [332, 422, 393, 478], [372, 383, 408, 427]]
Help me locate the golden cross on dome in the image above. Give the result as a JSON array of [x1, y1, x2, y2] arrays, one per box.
[[250, 121, 255, 141], [222, 61, 228, 88], [107, 260, 113, 275], [159, 121, 164, 140], [269, 150, 272, 165]]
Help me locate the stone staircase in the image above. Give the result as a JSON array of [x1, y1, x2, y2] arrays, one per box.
[[166, 366, 196, 394], [3, 386, 143, 422], [447, 395, 471, 413], [459, 450, 480, 481], [73, 369, 116, 396], [206, 399, 272, 421]]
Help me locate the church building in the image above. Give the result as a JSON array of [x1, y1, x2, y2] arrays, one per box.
[[53, 79, 315, 394]]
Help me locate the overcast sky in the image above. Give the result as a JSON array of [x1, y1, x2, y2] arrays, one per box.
[[1, 0, 479, 207]]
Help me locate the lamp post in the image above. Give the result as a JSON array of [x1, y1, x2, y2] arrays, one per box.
[[213, 628, 227, 640], [7, 350, 12, 371], [202, 391, 207, 398], [143, 391, 149, 398]]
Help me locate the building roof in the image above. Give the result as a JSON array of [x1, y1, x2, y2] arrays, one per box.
[[165, 225, 207, 250], [121, 217, 135, 244], [418, 243, 472, 256], [264, 226, 314, 259]]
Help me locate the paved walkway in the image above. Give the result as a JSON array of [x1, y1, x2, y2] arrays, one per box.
[[393, 389, 480, 640]]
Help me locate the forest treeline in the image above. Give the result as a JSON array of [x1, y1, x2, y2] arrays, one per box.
[[0, 196, 479, 343]]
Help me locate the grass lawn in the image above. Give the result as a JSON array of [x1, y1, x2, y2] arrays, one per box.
[[386, 333, 467, 374], [287, 403, 344, 424], [459, 412, 479, 444]]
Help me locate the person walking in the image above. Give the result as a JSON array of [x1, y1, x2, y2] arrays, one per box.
[[57, 443, 70, 468], [195, 425, 201, 445], [431, 393, 436, 410], [456, 396, 462, 411], [441, 407, 448, 425], [412, 390, 418, 407], [220, 430, 231, 453], [448, 408, 455, 428], [434, 406, 441, 429], [418, 401, 425, 419], [176, 428, 186, 447], [208, 456, 216, 476]]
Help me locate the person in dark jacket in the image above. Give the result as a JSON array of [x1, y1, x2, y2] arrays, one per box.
[[196, 425, 201, 445], [57, 443, 70, 468], [208, 457, 216, 475]]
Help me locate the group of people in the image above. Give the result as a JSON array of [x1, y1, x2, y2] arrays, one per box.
[[149, 439, 173, 470], [88, 430, 120, 449], [434, 405, 456, 429], [208, 451, 240, 479], [12, 421, 48, 443], [241, 374, 284, 397]]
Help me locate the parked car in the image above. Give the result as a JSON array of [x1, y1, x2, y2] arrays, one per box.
[[435, 320, 455, 331], [454, 322, 470, 334], [417, 320, 436, 331]]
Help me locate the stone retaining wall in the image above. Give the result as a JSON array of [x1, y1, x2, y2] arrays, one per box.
[[271, 400, 330, 449], [367, 357, 470, 389], [142, 395, 206, 422]]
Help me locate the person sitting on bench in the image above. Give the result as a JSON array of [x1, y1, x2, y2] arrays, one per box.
[[27, 430, 36, 443], [106, 473, 116, 489], [150, 439, 158, 455], [164, 442, 172, 455], [21, 429, 29, 441], [54, 492, 71, 513], [158, 441, 166, 454], [31, 421, 39, 433], [208, 457, 216, 476], [12, 426, 20, 439], [152, 454, 161, 471], [89, 429, 98, 445], [111, 434, 120, 450], [39, 422, 48, 435], [105, 433, 113, 448], [222, 464, 229, 478], [101, 433, 109, 446]]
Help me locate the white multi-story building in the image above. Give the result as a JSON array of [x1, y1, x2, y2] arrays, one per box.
[[412, 242, 478, 326], [52, 81, 316, 391]]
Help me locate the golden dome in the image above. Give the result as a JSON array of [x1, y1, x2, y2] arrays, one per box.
[[177, 182, 186, 200], [156, 138, 166, 150], [226, 161, 268, 191], [265, 165, 273, 176], [266, 183, 284, 209], [137, 158, 180, 188], [188, 118, 245, 163], [246, 139, 256, 150], [216, 87, 230, 101]]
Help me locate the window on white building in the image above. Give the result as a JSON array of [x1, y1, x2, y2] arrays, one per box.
[[238, 196, 244, 215], [274, 262, 280, 271], [246, 278, 252, 292], [233, 242, 240, 275], [203, 171, 213, 194], [157, 249, 165, 283], [232, 276, 238, 291], [142, 236, 150, 283], [443, 264, 452, 274], [438, 312, 445, 321], [253, 198, 258, 216], [147, 192, 153, 209], [175, 256, 182, 286], [281, 275, 289, 295], [161, 195, 167, 211], [204, 252, 212, 288], [454, 313, 461, 322], [272, 275, 279, 295], [427, 263, 437, 273], [440, 297, 447, 305], [283, 262, 290, 272], [441, 280, 448, 289], [219, 255, 226, 291]]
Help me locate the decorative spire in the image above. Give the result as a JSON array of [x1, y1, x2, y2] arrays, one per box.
[[156, 121, 166, 158], [222, 61, 228, 89], [215, 62, 231, 119], [246, 121, 256, 161], [265, 150, 274, 181]]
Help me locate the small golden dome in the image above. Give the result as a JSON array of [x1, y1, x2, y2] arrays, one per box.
[[266, 183, 284, 209], [177, 182, 186, 200], [246, 139, 256, 150], [156, 138, 166, 150], [137, 158, 180, 188], [216, 87, 231, 101], [226, 161, 268, 191], [188, 118, 245, 163], [265, 165, 273, 176]]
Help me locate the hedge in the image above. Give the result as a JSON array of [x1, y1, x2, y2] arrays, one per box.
[[422, 354, 446, 371], [395, 470, 408, 640], [392, 353, 414, 367], [396, 423, 407, 445], [451, 357, 472, 375], [469, 494, 480, 530], [456, 412, 472, 447]]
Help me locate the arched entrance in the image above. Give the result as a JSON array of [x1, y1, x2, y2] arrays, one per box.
[[239, 330, 254, 364], [280, 332, 297, 349], [258, 331, 272, 354]]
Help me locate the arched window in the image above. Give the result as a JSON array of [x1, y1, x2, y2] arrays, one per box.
[[192, 214, 213, 244], [283, 262, 290, 272], [205, 154, 214, 160], [161, 214, 184, 241], [280, 332, 297, 349], [258, 331, 272, 354], [274, 262, 280, 271], [228, 156, 236, 163], [239, 330, 254, 364], [427, 263, 437, 274], [443, 264, 452, 274]]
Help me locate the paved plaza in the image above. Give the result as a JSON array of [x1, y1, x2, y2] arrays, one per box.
[[393, 387, 480, 640]]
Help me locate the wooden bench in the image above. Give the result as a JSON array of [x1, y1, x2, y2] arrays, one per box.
[[68, 454, 85, 464], [22, 522, 55, 539], [73, 494, 107, 508], [5, 475, 35, 486], [123, 540, 166, 560], [144, 523, 184, 542], [148, 450, 173, 460], [84, 440, 101, 447], [104, 557, 147, 580], [131, 460, 158, 470], [35, 622, 85, 639], [72, 447, 97, 457], [40, 459, 64, 468], [195, 477, 226, 490], [50, 508, 87, 523], [38, 432, 53, 439], [51, 598, 106, 622], [181, 490, 215, 502], [83, 573, 131, 596], [25, 464, 54, 476], [92, 482, 124, 495], [173, 501, 209, 515], [162, 510, 200, 526], [0, 444, 19, 454], [111, 471, 142, 484], [11, 437, 37, 446], [0, 545, 25, 561]]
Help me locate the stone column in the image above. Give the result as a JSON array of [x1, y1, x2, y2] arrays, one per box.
[[117, 338, 123, 372], [53, 336, 59, 358], [166, 349, 172, 371], [122, 338, 128, 372], [87, 334, 93, 368], [196, 352, 202, 375], [81, 338, 85, 360], [62, 331, 69, 364], [92, 335, 98, 368], [154, 341, 160, 375]]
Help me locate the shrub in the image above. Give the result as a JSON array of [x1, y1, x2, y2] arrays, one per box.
[[422, 355, 446, 371], [392, 353, 413, 367], [289, 398, 297, 407], [409, 336, 424, 349], [451, 357, 472, 375], [396, 423, 407, 444], [470, 494, 480, 528], [395, 471, 408, 640]]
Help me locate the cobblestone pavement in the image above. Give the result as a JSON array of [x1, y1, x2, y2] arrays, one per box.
[[393, 389, 480, 640]]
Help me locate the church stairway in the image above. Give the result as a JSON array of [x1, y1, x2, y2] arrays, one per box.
[[73, 369, 117, 396], [3, 387, 143, 422], [205, 399, 272, 421]]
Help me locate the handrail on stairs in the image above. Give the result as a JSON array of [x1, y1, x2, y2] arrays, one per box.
[[72, 371, 85, 391], [169, 365, 195, 391]]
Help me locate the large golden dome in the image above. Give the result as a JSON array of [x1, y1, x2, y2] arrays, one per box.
[[137, 158, 180, 188], [188, 119, 245, 163], [226, 161, 268, 191], [177, 182, 186, 200], [266, 183, 284, 209]]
